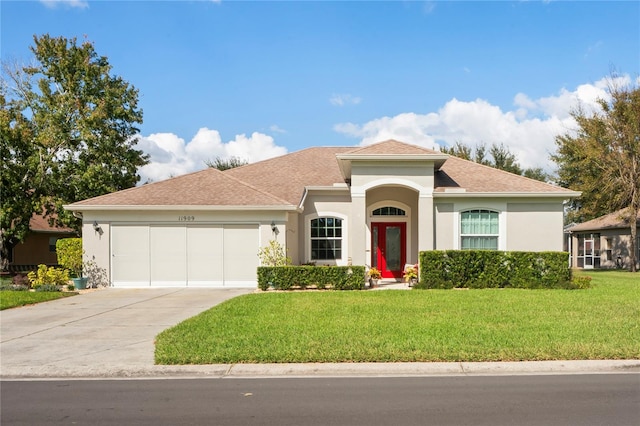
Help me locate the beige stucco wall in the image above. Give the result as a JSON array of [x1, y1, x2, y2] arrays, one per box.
[[506, 201, 565, 251], [349, 161, 435, 265], [300, 190, 352, 265], [432, 197, 566, 252], [434, 203, 454, 250]]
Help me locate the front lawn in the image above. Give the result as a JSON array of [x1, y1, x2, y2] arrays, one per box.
[[0, 290, 76, 310], [155, 270, 640, 364]]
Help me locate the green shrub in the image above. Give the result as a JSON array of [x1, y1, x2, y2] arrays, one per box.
[[27, 265, 70, 289], [35, 284, 61, 292], [417, 250, 571, 289], [257, 266, 366, 291], [56, 238, 83, 277]]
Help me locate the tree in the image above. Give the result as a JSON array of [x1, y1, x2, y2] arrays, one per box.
[[553, 76, 639, 272], [441, 141, 548, 181], [0, 90, 40, 270], [205, 156, 248, 170], [1, 34, 148, 269]]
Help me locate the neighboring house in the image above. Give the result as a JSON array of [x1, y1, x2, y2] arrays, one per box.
[[566, 209, 640, 270], [65, 140, 580, 288], [7, 214, 76, 273]]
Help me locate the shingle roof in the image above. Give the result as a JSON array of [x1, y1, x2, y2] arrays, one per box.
[[567, 209, 640, 232], [69, 167, 292, 207], [29, 213, 74, 233], [67, 140, 578, 209], [225, 146, 353, 205], [435, 156, 574, 194], [345, 139, 441, 155]]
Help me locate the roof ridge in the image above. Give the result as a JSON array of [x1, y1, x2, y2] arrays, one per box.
[[346, 139, 441, 155]]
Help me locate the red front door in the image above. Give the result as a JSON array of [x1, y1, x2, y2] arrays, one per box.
[[372, 222, 406, 279]]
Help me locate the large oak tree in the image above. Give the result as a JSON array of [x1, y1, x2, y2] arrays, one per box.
[[553, 76, 639, 272], [1, 35, 148, 269]]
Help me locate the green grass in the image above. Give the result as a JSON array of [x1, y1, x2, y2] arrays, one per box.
[[155, 271, 640, 364], [0, 290, 76, 310]]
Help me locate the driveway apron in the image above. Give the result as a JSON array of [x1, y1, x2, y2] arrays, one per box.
[[0, 288, 251, 377]]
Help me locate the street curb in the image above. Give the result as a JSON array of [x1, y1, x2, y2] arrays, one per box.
[[2, 360, 639, 380]]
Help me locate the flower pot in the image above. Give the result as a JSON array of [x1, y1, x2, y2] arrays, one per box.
[[72, 277, 89, 290]]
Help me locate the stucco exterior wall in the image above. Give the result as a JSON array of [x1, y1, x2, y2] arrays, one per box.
[[434, 203, 454, 250], [506, 201, 565, 251], [300, 191, 351, 265], [431, 198, 566, 252]]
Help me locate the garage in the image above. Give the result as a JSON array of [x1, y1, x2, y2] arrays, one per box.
[[111, 224, 259, 288]]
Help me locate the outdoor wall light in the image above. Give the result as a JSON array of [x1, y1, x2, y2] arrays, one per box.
[[93, 221, 103, 235], [271, 221, 278, 233]]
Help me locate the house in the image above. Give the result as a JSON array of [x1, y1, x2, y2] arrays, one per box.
[[6, 213, 76, 273], [566, 208, 640, 270], [64, 140, 580, 288]]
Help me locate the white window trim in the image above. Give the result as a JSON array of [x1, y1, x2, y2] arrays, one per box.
[[453, 203, 506, 250], [305, 212, 348, 266]]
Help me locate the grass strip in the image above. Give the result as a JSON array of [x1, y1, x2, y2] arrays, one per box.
[[156, 270, 640, 364], [0, 290, 76, 310]]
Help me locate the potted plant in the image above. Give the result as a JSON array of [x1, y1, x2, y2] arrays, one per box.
[[403, 266, 418, 286], [56, 238, 88, 290], [368, 267, 382, 287]]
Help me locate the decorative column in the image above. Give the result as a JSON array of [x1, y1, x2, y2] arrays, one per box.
[[350, 190, 367, 266], [418, 190, 434, 252]]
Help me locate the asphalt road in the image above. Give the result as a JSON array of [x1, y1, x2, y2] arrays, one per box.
[[2, 374, 639, 425]]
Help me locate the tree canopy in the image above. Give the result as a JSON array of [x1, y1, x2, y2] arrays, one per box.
[[1, 34, 148, 269], [205, 156, 248, 171], [441, 142, 548, 182], [553, 76, 639, 272]]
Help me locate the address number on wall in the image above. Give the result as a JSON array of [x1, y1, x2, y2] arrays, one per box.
[[178, 215, 195, 222]]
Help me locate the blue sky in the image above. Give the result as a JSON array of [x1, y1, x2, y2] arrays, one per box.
[[2, 0, 639, 182]]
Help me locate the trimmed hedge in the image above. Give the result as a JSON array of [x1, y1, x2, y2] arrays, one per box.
[[257, 266, 366, 291], [416, 250, 573, 289]]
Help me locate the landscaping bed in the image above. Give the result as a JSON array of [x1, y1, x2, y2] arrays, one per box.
[[155, 270, 640, 364]]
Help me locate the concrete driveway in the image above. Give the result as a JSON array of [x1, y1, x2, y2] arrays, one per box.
[[0, 288, 252, 378]]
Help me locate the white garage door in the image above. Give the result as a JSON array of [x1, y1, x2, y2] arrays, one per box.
[[111, 224, 258, 288]]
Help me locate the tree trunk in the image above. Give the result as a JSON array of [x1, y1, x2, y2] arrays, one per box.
[[629, 208, 638, 273]]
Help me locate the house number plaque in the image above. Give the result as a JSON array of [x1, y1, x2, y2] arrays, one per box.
[[178, 215, 195, 222]]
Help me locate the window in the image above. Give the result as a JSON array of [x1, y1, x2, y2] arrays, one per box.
[[310, 217, 342, 260], [460, 210, 499, 250], [49, 237, 60, 253], [373, 207, 406, 216]]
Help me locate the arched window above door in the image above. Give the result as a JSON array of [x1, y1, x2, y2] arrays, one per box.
[[372, 207, 406, 216]]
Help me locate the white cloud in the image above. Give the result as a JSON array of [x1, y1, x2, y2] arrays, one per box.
[[334, 76, 626, 172], [40, 0, 89, 9], [135, 128, 287, 183], [330, 93, 362, 106], [269, 124, 287, 134]]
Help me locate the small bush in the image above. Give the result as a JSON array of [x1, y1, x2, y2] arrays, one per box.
[[27, 265, 70, 289], [56, 238, 83, 277], [35, 284, 61, 292], [257, 266, 366, 291], [568, 275, 592, 290]]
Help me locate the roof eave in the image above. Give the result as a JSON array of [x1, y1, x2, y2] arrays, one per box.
[[433, 191, 582, 198], [63, 204, 298, 212]]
